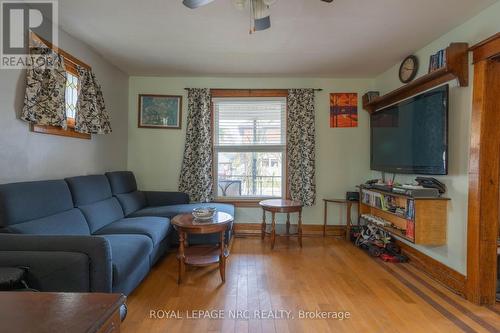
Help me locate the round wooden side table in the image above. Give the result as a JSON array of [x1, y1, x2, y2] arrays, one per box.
[[259, 199, 303, 249], [171, 211, 233, 284]]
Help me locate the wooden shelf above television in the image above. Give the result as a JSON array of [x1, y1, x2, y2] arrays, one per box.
[[363, 42, 469, 113]]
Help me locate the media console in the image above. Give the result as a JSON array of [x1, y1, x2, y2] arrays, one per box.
[[358, 185, 449, 246]]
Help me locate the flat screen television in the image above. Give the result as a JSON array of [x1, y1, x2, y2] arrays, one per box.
[[370, 85, 449, 175]]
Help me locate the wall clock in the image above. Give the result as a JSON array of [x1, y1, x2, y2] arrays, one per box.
[[399, 55, 419, 84]]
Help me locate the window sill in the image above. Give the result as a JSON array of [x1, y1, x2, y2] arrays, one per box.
[[30, 123, 91, 140], [214, 199, 268, 208]]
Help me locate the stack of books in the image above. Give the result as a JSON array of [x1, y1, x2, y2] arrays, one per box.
[[361, 190, 385, 210], [406, 220, 415, 239], [428, 49, 447, 73]]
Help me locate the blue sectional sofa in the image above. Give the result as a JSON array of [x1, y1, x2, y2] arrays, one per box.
[[0, 171, 234, 295]]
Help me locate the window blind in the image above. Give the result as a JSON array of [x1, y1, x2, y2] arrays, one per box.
[[214, 98, 286, 146]]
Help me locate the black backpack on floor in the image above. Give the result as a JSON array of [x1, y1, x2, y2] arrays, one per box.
[[0, 267, 38, 291]]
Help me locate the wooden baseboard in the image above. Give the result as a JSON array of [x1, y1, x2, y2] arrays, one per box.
[[233, 223, 346, 237], [396, 240, 466, 296]]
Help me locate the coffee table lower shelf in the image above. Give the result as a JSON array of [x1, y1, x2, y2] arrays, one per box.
[[178, 245, 230, 266]]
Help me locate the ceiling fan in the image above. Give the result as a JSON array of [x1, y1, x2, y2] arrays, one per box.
[[182, 0, 334, 33]]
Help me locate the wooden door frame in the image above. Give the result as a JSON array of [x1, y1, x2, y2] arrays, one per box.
[[466, 33, 500, 305]]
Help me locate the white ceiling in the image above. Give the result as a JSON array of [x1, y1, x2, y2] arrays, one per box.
[[58, 0, 497, 77]]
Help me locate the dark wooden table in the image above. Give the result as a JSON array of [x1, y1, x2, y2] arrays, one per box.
[[172, 211, 233, 284], [260, 199, 303, 249], [0, 292, 126, 333], [323, 198, 359, 239]]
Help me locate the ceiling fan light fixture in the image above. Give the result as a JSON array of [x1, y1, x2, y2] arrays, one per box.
[[251, 0, 271, 32], [182, 0, 215, 9], [254, 16, 271, 31]]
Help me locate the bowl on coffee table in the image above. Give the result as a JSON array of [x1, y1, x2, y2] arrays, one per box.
[[192, 207, 216, 221]]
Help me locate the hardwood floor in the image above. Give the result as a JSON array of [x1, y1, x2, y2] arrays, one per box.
[[123, 237, 500, 333]]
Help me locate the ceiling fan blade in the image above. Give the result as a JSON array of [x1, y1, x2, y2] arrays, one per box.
[[182, 0, 215, 9], [321, 0, 334, 2]]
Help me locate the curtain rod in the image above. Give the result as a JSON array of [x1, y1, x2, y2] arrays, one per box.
[[183, 88, 323, 92]]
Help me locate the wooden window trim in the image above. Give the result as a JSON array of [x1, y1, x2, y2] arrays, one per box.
[[29, 33, 91, 140], [211, 89, 288, 98], [211, 89, 289, 205], [30, 124, 91, 140], [214, 199, 262, 208], [31, 33, 91, 70]]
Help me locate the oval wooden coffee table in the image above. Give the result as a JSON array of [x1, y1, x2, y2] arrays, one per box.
[[172, 211, 233, 284], [260, 199, 303, 249]]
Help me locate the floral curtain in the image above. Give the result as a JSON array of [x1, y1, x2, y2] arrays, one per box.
[[287, 89, 316, 206], [74, 66, 112, 134], [178, 88, 213, 202], [21, 38, 67, 128]]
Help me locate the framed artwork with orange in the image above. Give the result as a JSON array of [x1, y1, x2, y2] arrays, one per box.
[[330, 93, 358, 128]]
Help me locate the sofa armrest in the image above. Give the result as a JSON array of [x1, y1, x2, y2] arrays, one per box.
[[0, 251, 91, 292], [143, 191, 190, 207], [0, 234, 112, 292]]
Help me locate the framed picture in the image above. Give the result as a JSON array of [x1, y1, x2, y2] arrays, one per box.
[[138, 94, 182, 129], [330, 93, 358, 128]]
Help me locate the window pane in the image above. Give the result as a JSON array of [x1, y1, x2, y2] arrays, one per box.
[[217, 152, 282, 198], [214, 99, 286, 146], [65, 72, 79, 119]]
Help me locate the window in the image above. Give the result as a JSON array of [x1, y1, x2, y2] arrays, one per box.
[[64, 70, 79, 127], [29, 33, 90, 139], [65, 71, 79, 119], [213, 97, 287, 200]]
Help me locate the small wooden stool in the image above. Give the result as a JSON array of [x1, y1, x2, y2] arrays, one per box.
[[323, 198, 359, 239], [259, 199, 303, 249]]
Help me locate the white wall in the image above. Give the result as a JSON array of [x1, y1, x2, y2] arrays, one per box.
[[0, 28, 129, 184], [373, 1, 500, 274], [128, 77, 374, 226]]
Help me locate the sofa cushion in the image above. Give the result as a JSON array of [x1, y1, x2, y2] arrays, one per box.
[[78, 198, 124, 233], [104, 172, 146, 216], [105, 171, 138, 194], [0, 180, 74, 227], [151, 238, 170, 265], [99, 234, 152, 293], [66, 175, 125, 233], [65, 175, 113, 205], [94, 217, 170, 247], [129, 203, 235, 219], [143, 191, 190, 207], [3, 209, 90, 235], [116, 192, 147, 216], [131, 203, 234, 247]]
